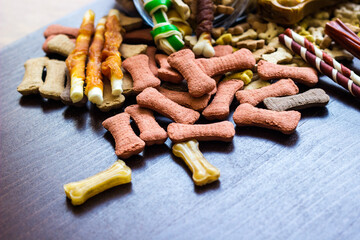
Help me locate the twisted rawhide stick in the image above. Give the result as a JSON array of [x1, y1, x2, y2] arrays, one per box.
[[102, 9, 125, 96], [65, 10, 95, 103], [193, 0, 215, 58]]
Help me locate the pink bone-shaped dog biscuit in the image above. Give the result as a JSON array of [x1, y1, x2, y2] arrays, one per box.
[[257, 60, 318, 87], [167, 121, 235, 143], [213, 45, 233, 57], [102, 112, 145, 159], [202, 79, 244, 120], [125, 104, 168, 146], [136, 87, 200, 124], [233, 103, 301, 134], [43, 24, 79, 38], [167, 49, 216, 97], [122, 54, 161, 93], [236, 79, 299, 106], [146, 46, 158, 76], [155, 54, 183, 84], [158, 87, 211, 111]]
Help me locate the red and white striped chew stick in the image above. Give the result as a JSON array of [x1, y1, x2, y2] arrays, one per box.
[[279, 33, 360, 98], [284, 28, 360, 87]]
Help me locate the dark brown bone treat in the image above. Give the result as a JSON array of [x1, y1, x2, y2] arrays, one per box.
[[196, 0, 214, 37], [124, 28, 153, 44]]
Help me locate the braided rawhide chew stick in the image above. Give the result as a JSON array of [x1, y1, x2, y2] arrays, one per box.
[[193, 0, 215, 58], [85, 17, 106, 104], [102, 9, 125, 96], [65, 10, 95, 103], [144, 0, 184, 55]]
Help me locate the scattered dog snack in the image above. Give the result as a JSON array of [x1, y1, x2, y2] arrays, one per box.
[[158, 87, 211, 111], [233, 103, 301, 134], [223, 70, 253, 85], [96, 79, 125, 112], [119, 43, 148, 59], [39, 60, 66, 100], [155, 54, 183, 84], [172, 140, 220, 186], [102, 112, 145, 158], [137, 87, 200, 124], [264, 88, 330, 111], [202, 79, 244, 120], [122, 54, 161, 93], [236, 79, 299, 106], [257, 60, 318, 87], [244, 79, 270, 90], [60, 69, 88, 106], [261, 47, 293, 64], [125, 104, 168, 145], [167, 121, 235, 143], [44, 24, 79, 38], [45, 34, 75, 56], [145, 46, 158, 76], [252, 45, 275, 62], [64, 160, 131, 205], [236, 39, 265, 51], [118, 11, 143, 31], [17, 57, 48, 95], [213, 45, 233, 57]]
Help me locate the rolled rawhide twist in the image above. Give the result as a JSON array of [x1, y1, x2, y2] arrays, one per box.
[[144, 0, 185, 55]]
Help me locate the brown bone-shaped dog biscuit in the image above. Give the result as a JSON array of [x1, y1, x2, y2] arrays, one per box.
[[235, 79, 299, 106], [236, 39, 265, 51], [43, 24, 79, 38], [102, 112, 145, 159], [168, 49, 216, 97], [167, 121, 235, 143], [155, 54, 183, 84], [257, 60, 318, 87], [158, 87, 211, 111], [233, 103, 301, 134], [196, 48, 256, 77], [122, 54, 161, 93], [137, 87, 200, 124], [146, 46, 158, 76], [202, 79, 244, 120], [264, 88, 330, 111], [39, 59, 66, 100], [125, 104, 168, 145], [17, 57, 48, 95]]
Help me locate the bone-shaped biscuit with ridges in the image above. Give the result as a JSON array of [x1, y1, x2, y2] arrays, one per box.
[[39, 60, 66, 100], [137, 87, 200, 124], [233, 103, 301, 134], [17, 57, 48, 95], [155, 54, 183, 84]]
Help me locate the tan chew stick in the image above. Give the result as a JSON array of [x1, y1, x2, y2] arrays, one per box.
[[17, 57, 48, 95], [155, 54, 183, 84], [172, 140, 220, 186], [257, 60, 318, 87], [167, 49, 216, 97], [122, 54, 161, 93], [236, 79, 299, 106], [233, 103, 301, 134], [64, 160, 131, 206], [167, 121, 235, 143], [202, 79, 244, 120], [264, 88, 330, 111], [136, 87, 200, 124], [102, 112, 145, 158], [60, 68, 88, 106], [196, 48, 256, 77], [158, 87, 211, 111], [125, 104, 168, 145], [39, 60, 66, 100]]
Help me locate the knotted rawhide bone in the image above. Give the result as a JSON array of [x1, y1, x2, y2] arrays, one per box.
[[64, 160, 131, 206], [233, 103, 301, 135], [39, 60, 66, 100], [65, 10, 95, 103], [96, 79, 125, 112], [167, 121, 235, 143], [45, 34, 75, 57], [257, 60, 318, 87], [102, 112, 145, 158], [125, 104, 168, 145], [44, 24, 79, 38], [122, 54, 161, 92], [144, 0, 184, 55], [236, 79, 299, 106], [85, 17, 106, 105], [202, 79, 244, 120], [167, 49, 216, 97], [17, 57, 48, 95], [196, 48, 256, 77], [172, 140, 220, 186], [155, 54, 183, 83], [193, 0, 215, 57], [264, 88, 330, 111], [146, 46, 159, 76], [101, 9, 125, 96], [158, 87, 211, 111], [136, 87, 200, 124]]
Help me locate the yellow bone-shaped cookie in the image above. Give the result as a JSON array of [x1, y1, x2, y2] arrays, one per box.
[[172, 140, 220, 186], [64, 160, 131, 205]]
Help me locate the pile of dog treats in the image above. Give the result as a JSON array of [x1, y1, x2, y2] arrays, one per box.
[[17, 1, 360, 205]]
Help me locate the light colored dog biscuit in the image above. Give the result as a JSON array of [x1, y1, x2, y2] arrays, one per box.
[[17, 57, 48, 95], [39, 60, 66, 100], [119, 44, 148, 59], [97, 79, 125, 112]]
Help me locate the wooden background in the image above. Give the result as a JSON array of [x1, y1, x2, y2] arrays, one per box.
[[1, 0, 360, 239]]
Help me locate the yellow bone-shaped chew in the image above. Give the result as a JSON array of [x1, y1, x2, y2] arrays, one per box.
[[172, 140, 220, 186], [64, 160, 131, 205]]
